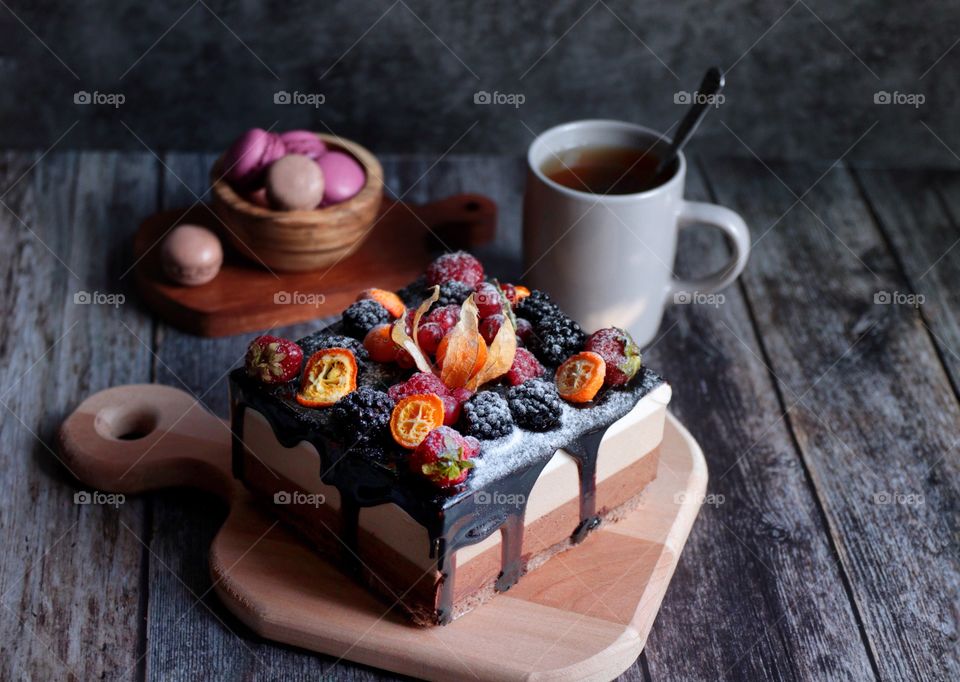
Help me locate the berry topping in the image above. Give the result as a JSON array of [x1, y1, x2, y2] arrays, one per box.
[[462, 391, 514, 439], [506, 348, 545, 386], [416, 322, 445, 355], [498, 282, 518, 307], [514, 318, 535, 347], [426, 251, 484, 288], [555, 351, 606, 403], [390, 393, 446, 449], [479, 314, 504, 346], [436, 332, 488, 381], [515, 289, 561, 325], [296, 348, 358, 407], [330, 386, 394, 447], [342, 299, 391, 338], [298, 332, 370, 366], [409, 426, 480, 488], [245, 335, 303, 384], [529, 313, 586, 366], [388, 372, 450, 402], [507, 380, 563, 431], [432, 281, 474, 309], [425, 304, 461, 334], [513, 285, 531, 302], [584, 327, 643, 386], [357, 288, 405, 318], [363, 324, 399, 363], [474, 282, 503, 318], [442, 387, 473, 426]]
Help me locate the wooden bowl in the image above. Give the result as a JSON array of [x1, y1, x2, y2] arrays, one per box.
[[210, 133, 384, 272]]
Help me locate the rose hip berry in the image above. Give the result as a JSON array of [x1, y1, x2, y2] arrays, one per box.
[[425, 304, 461, 334], [417, 322, 445, 355], [584, 327, 642, 386], [506, 348, 545, 386], [426, 251, 484, 288], [245, 335, 303, 384], [388, 372, 449, 402], [474, 282, 503, 318], [514, 317, 535, 347], [479, 314, 504, 346]]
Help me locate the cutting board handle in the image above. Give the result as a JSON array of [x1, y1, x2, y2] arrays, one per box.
[[58, 384, 235, 500]]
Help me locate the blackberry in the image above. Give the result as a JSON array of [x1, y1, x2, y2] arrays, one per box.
[[508, 380, 562, 431], [431, 280, 473, 308], [462, 391, 514, 439], [297, 332, 370, 366], [341, 300, 390, 338], [515, 290, 561, 325], [330, 387, 394, 448], [531, 314, 586, 366]]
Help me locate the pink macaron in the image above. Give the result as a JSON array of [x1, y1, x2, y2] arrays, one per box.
[[317, 151, 366, 204], [279, 130, 328, 160], [222, 128, 287, 190]]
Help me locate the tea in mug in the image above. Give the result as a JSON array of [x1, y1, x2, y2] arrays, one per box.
[[541, 145, 667, 195]]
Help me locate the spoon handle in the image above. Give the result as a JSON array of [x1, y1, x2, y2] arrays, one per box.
[[655, 67, 725, 178]]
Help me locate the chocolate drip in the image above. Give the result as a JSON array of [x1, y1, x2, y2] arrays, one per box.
[[565, 426, 608, 544], [495, 514, 525, 592]]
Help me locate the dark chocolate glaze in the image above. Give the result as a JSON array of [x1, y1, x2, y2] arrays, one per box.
[[230, 319, 665, 625]]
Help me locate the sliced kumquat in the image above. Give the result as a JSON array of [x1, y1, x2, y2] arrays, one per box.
[[513, 285, 531, 301], [358, 288, 406, 318], [390, 393, 446, 448], [555, 351, 606, 403], [296, 348, 358, 407]]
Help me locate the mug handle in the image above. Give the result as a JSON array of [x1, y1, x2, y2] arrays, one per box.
[[666, 200, 750, 304]]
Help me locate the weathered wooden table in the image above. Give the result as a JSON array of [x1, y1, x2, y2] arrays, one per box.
[[1, 151, 957, 681]]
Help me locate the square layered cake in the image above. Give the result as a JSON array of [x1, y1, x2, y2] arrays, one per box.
[[230, 252, 670, 625]]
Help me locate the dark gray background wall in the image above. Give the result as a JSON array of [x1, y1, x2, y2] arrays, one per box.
[[2, 0, 958, 166]]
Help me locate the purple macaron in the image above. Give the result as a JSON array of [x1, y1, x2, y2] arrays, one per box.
[[279, 130, 328, 160], [317, 151, 366, 204], [222, 128, 287, 190]]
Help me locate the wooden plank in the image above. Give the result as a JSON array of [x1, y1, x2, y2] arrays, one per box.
[[0, 151, 156, 680], [854, 167, 960, 394], [637, 162, 876, 681], [705, 157, 960, 681]]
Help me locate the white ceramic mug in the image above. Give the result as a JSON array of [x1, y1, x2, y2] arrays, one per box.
[[523, 120, 750, 347]]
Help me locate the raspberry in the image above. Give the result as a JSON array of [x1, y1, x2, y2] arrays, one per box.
[[426, 251, 484, 288], [425, 304, 461, 334], [330, 387, 394, 448], [515, 290, 561, 325], [410, 426, 480, 488], [298, 332, 370, 366], [388, 372, 449, 402], [342, 299, 390, 338], [474, 282, 503, 318], [531, 314, 586, 366], [462, 391, 514, 439], [417, 322, 445, 355], [479, 314, 504, 345], [506, 348, 545, 386], [584, 327, 642, 386], [507, 380, 563, 431], [514, 318, 535, 347], [432, 281, 473, 309]]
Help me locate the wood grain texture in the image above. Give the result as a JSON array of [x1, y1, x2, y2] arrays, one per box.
[[57, 383, 705, 682], [706, 157, 960, 681], [0, 151, 156, 680], [640, 163, 877, 681]]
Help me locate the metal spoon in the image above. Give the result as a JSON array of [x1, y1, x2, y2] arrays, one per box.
[[653, 66, 725, 182]]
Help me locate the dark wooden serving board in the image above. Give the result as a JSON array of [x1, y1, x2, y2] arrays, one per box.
[[133, 193, 496, 337]]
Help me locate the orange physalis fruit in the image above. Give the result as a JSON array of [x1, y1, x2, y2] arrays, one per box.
[[513, 285, 531, 301], [436, 333, 487, 384], [390, 393, 446, 449], [296, 348, 358, 407], [555, 351, 606, 403], [364, 323, 399, 363], [358, 288, 406, 318]]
